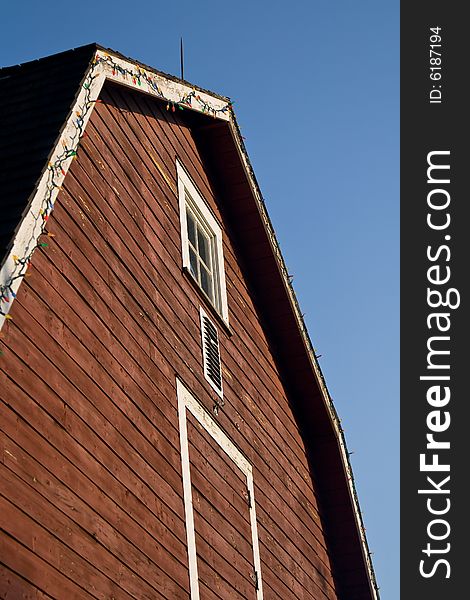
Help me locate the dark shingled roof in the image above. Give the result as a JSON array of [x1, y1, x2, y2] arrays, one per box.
[[0, 43, 97, 264]]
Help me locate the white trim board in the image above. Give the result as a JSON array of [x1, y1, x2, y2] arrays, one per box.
[[176, 378, 263, 599], [176, 159, 229, 325], [98, 51, 230, 121]]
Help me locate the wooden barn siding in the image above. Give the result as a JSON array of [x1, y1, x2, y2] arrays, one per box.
[[92, 85, 328, 517], [82, 86, 337, 599], [0, 81, 338, 599]]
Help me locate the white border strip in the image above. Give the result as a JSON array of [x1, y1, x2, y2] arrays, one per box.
[[0, 68, 105, 330], [176, 378, 263, 599]]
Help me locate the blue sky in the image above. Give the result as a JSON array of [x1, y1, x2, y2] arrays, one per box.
[[1, 1, 399, 597]]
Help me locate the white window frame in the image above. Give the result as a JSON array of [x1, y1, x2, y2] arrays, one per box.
[[176, 378, 263, 599], [177, 160, 229, 325]]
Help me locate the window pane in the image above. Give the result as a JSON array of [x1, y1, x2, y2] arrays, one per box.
[[179, 173, 225, 319], [197, 227, 211, 268], [200, 264, 213, 301], [186, 209, 197, 247], [189, 247, 198, 279]]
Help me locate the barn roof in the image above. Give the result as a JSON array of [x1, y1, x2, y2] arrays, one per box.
[[0, 44, 379, 599]]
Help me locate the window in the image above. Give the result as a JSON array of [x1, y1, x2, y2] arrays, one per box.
[[186, 205, 215, 301], [177, 161, 228, 324], [176, 379, 263, 599]]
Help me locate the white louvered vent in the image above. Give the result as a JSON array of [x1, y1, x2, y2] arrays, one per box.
[[200, 308, 223, 398]]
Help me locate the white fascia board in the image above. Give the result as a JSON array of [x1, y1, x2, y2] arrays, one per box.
[[97, 50, 230, 121], [0, 49, 231, 331]]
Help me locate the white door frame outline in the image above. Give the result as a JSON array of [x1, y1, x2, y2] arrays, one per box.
[[176, 378, 263, 599]]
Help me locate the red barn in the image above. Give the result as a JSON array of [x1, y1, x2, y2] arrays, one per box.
[[0, 45, 378, 599]]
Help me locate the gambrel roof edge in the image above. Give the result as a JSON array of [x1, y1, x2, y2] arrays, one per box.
[[0, 44, 379, 599], [228, 116, 379, 599]]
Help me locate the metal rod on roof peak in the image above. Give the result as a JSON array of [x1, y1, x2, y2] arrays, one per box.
[[180, 37, 184, 81]]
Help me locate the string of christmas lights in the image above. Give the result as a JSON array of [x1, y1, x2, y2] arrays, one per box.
[[0, 51, 232, 329], [96, 52, 232, 117], [0, 67, 100, 321]]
